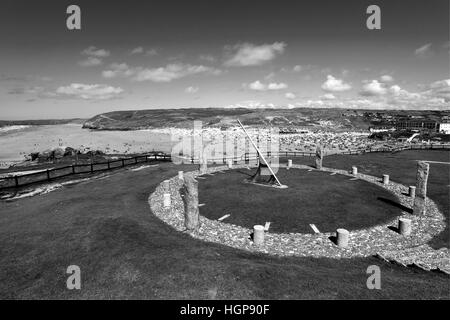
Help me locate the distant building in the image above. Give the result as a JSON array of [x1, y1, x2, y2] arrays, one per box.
[[369, 126, 395, 133], [438, 122, 450, 134], [395, 120, 439, 132]]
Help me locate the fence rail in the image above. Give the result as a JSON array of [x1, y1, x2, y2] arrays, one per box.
[[0, 154, 171, 190], [1, 143, 448, 190]]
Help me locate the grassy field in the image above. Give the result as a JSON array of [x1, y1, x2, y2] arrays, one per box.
[[0, 150, 448, 299], [199, 169, 402, 233]]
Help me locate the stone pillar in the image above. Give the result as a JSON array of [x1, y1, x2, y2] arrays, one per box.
[[409, 186, 416, 198], [413, 161, 429, 215], [287, 159, 292, 169], [398, 218, 412, 236], [227, 159, 233, 169], [163, 193, 171, 208], [178, 171, 184, 180], [163, 179, 170, 192], [336, 228, 349, 248], [315, 145, 323, 170], [383, 174, 389, 185], [253, 225, 265, 245], [180, 175, 199, 231], [352, 166, 358, 175]]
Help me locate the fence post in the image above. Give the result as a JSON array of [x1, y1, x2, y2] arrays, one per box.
[[90, 162, 93, 173], [135, 157, 138, 164], [46, 169, 51, 181], [107, 161, 110, 169], [121, 159, 125, 167], [14, 176, 19, 187], [72, 165, 75, 174]]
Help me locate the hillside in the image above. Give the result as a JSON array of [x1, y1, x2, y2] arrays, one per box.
[[82, 108, 376, 131], [82, 108, 449, 132]]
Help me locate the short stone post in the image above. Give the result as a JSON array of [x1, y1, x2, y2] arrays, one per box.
[[413, 161, 429, 215], [398, 218, 412, 236], [178, 171, 184, 180], [227, 159, 233, 169], [253, 225, 265, 245], [163, 193, 171, 208], [287, 159, 292, 169], [408, 186, 416, 198], [383, 174, 389, 185], [180, 175, 199, 231], [352, 166, 358, 175], [315, 145, 323, 170], [336, 228, 349, 248], [163, 179, 170, 192]]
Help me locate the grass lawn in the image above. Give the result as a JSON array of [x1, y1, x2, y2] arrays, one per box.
[[199, 169, 402, 233], [0, 150, 448, 299]]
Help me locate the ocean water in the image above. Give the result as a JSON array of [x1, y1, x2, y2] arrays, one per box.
[[0, 123, 174, 166]]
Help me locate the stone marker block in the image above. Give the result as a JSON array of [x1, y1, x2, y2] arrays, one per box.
[[398, 218, 412, 236], [413, 161, 430, 215], [180, 175, 199, 231], [336, 228, 349, 248], [383, 174, 389, 185], [227, 159, 233, 169], [163, 193, 171, 208], [409, 186, 416, 198], [178, 171, 184, 180], [287, 159, 292, 169], [315, 145, 323, 170], [253, 225, 265, 245], [163, 179, 170, 192], [352, 166, 358, 175]]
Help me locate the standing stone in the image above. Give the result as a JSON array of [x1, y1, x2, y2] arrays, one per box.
[[163, 193, 171, 208], [178, 171, 184, 180], [413, 161, 430, 215], [398, 218, 412, 236], [287, 159, 292, 169], [227, 159, 233, 169], [180, 175, 199, 231], [352, 166, 358, 175], [199, 149, 208, 174], [336, 228, 349, 248], [253, 225, 265, 245], [315, 145, 323, 170], [383, 174, 389, 185], [409, 186, 416, 198]]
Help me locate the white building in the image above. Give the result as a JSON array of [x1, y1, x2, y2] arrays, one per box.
[[438, 122, 450, 134]]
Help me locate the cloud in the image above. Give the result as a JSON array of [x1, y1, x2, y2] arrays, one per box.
[[360, 80, 387, 96], [8, 86, 44, 95], [224, 42, 286, 66], [185, 86, 199, 94], [292, 65, 303, 72], [130, 47, 144, 54], [81, 46, 110, 58], [422, 79, 450, 101], [145, 49, 158, 56], [321, 75, 351, 92], [285, 92, 296, 99], [414, 43, 433, 58], [52, 83, 123, 100], [246, 80, 288, 91], [102, 62, 221, 82], [380, 75, 394, 82], [199, 54, 216, 62], [78, 57, 103, 67], [322, 93, 336, 100]]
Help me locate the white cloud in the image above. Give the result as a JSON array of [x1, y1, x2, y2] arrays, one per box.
[[422, 79, 450, 101], [285, 92, 296, 99], [247, 80, 288, 91], [414, 43, 433, 58], [224, 42, 286, 66], [81, 46, 110, 58], [322, 93, 336, 100], [130, 47, 144, 54], [185, 86, 199, 94], [380, 75, 394, 82], [145, 49, 158, 56], [360, 80, 387, 96], [102, 62, 221, 82], [321, 75, 352, 92], [199, 54, 216, 62], [292, 65, 303, 72], [53, 83, 123, 100], [78, 57, 103, 67]]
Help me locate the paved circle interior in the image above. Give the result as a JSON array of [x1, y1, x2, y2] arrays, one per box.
[[198, 168, 403, 233]]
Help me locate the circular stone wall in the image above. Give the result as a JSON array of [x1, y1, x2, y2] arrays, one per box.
[[198, 168, 403, 234], [148, 164, 446, 258]]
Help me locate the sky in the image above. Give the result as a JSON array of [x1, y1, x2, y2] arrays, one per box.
[[0, 0, 448, 119]]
